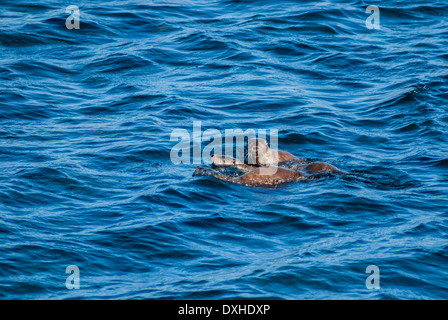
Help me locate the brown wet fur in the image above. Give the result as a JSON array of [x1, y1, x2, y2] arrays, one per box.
[[305, 162, 343, 174], [277, 150, 296, 163], [248, 139, 305, 166], [239, 167, 305, 186], [197, 139, 344, 186], [194, 166, 305, 186]]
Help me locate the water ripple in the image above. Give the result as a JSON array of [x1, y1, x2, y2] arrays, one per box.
[[0, 0, 447, 300]]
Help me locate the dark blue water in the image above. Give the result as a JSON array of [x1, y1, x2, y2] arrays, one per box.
[[1, 0, 448, 299]]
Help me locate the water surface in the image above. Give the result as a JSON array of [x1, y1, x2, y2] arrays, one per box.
[[0, 0, 448, 299]]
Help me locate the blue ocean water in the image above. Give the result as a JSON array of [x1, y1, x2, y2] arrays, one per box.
[[0, 0, 447, 299]]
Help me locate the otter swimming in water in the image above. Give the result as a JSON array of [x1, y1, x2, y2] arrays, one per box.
[[194, 139, 343, 186], [247, 138, 298, 166], [193, 165, 306, 187]]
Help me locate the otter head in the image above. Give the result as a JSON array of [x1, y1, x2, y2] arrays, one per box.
[[248, 139, 275, 166]]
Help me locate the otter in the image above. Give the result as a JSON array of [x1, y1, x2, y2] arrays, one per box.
[[214, 139, 342, 175], [247, 138, 298, 166], [194, 139, 344, 187], [193, 166, 306, 187], [210, 155, 256, 172]]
